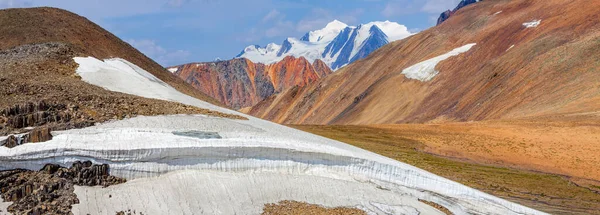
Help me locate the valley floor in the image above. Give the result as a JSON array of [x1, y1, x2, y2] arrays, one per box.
[[291, 120, 600, 215]]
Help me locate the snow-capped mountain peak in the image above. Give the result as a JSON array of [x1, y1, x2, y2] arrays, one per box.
[[265, 43, 280, 51], [300, 20, 349, 43], [238, 20, 414, 70], [326, 19, 348, 29]]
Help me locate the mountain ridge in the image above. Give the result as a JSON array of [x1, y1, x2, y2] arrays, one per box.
[[237, 20, 413, 70]]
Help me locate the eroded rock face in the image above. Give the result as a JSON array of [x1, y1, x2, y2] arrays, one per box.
[[1, 101, 79, 131], [0, 101, 88, 148], [0, 128, 53, 148], [0, 161, 125, 215], [0, 135, 21, 148], [171, 57, 332, 109]]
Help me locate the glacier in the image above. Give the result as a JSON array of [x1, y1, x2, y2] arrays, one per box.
[[0, 56, 546, 215], [237, 20, 414, 70]]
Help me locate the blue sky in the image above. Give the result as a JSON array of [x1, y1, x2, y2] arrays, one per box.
[[1, 0, 461, 66]]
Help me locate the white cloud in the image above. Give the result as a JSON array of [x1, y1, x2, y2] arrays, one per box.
[[296, 8, 361, 33], [295, 8, 331, 32], [260, 9, 295, 38], [262, 9, 281, 23], [127, 39, 191, 66], [265, 20, 294, 37], [252, 7, 366, 40]]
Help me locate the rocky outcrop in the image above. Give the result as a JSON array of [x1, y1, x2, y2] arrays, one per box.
[[171, 57, 332, 109], [0, 101, 87, 148], [437, 10, 453, 25], [0, 161, 125, 215], [2, 101, 74, 130], [27, 127, 52, 143], [0, 101, 85, 134], [437, 0, 481, 25], [312, 57, 333, 78], [1, 135, 21, 148]]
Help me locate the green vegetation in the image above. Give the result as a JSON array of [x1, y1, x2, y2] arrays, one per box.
[[291, 125, 600, 215]]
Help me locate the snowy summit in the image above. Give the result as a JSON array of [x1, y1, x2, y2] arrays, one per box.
[[237, 20, 414, 70]]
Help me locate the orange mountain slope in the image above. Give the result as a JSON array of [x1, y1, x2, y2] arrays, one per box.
[[170, 56, 332, 109], [247, 0, 600, 125]]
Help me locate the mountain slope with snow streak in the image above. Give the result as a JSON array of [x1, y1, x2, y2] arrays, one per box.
[[246, 0, 600, 126], [0, 56, 544, 215], [237, 20, 413, 70]]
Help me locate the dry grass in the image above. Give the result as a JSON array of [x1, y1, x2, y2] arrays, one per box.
[[262, 201, 366, 215], [372, 119, 600, 181], [291, 124, 600, 215]]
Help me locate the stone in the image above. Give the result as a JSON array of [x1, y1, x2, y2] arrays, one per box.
[[0, 161, 126, 214]]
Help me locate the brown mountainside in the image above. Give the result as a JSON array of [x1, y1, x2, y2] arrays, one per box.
[[170, 56, 332, 109], [0, 7, 222, 106], [248, 0, 600, 125], [0, 7, 240, 145]]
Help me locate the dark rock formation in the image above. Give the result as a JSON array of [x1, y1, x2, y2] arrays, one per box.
[[0, 161, 125, 215], [1, 135, 24, 148], [0, 101, 86, 148], [27, 127, 52, 143], [0, 127, 54, 148], [1, 101, 79, 131], [437, 10, 453, 25], [437, 0, 481, 25]]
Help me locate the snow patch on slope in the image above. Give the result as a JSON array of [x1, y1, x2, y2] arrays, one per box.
[[523, 20, 541, 28], [167, 67, 178, 73], [402, 43, 476, 82], [73, 57, 235, 115], [507, 44, 515, 52], [303, 20, 348, 43]]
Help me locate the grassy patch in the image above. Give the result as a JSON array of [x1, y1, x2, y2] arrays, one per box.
[[290, 125, 600, 215]]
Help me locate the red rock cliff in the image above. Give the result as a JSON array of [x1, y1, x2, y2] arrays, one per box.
[[171, 56, 331, 109]]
